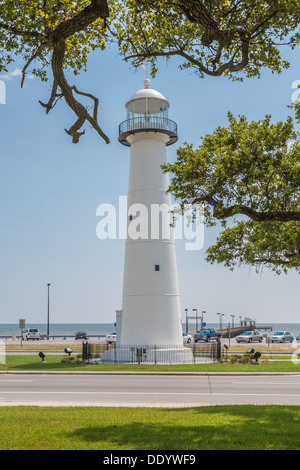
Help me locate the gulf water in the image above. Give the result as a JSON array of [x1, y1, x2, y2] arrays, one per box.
[[1, 322, 300, 337]]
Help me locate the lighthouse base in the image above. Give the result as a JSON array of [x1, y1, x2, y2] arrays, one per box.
[[100, 344, 194, 364]]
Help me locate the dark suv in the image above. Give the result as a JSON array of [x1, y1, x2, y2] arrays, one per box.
[[74, 331, 87, 340]]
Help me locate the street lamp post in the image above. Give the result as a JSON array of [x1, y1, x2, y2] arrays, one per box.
[[217, 313, 221, 330], [201, 311, 206, 329], [47, 283, 50, 340], [192, 309, 198, 331]]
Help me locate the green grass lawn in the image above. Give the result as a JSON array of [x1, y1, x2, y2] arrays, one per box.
[[0, 405, 299, 450], [0, 354, 300, 373], [1, 356, 300, 450]]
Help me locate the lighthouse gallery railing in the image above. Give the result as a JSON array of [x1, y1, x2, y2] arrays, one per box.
[[119, 117, 177, 137]]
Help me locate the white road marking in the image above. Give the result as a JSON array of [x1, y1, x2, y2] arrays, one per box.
[[232, 381, 300, 385], [0, 380, 33, 383], [1, 390, 300, 397]]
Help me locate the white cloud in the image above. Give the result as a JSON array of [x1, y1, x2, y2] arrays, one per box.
[[0, 67, 34, 81]]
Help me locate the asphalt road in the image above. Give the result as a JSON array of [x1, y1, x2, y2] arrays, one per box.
[[1, 373, 300, 407]]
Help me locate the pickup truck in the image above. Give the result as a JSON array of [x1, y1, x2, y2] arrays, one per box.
[[194, 328, 222, 342]]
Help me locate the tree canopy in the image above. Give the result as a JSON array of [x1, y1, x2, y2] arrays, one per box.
[[1, 0, 300, 274], [1, 0, 300, 142], [163, 110, 300, 274]]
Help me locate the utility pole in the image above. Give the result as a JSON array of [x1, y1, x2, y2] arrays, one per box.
[[47, 283, 50, 340], [185, 309, 188, 334]]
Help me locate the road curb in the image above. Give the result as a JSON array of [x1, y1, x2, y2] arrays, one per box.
[[1, 370, 300, 376]]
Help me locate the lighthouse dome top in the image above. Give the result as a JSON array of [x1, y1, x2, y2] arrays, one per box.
[[119, 79, 178, 147], [125, 79, 170, 109]]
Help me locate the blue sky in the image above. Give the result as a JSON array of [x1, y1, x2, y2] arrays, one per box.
[[0, 43, 299, 326]]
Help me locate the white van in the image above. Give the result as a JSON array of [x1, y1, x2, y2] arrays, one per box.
[[22, 328, 40, 340]]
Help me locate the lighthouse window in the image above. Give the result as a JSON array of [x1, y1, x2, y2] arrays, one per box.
[[127, 98, 168, 122], [155, 265, 160, 271], [129, 215, 133, 221]]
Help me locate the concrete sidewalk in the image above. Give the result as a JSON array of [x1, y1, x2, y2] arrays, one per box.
[[1, 370, 300, 376]]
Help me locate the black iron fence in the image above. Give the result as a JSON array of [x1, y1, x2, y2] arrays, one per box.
[[82, 341, 221, 364]]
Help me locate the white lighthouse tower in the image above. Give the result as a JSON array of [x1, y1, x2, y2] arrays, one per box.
[[101, 79, 192, 363]]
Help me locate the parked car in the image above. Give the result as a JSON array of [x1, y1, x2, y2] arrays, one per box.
[[296, 334, 300, 342], [236, 331, 263, 343], [183, 333, 192, 344], [22, 328, 40, 341], [194, 328, 222, 342], [105, 332, 116, 344], [270, 331, 293, 343], [74, 331, 87, 340]]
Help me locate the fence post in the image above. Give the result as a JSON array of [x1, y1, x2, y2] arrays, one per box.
[[217, 338, 221, 361], [82, 342, 85, 361], [82, 341, 89, 362]]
